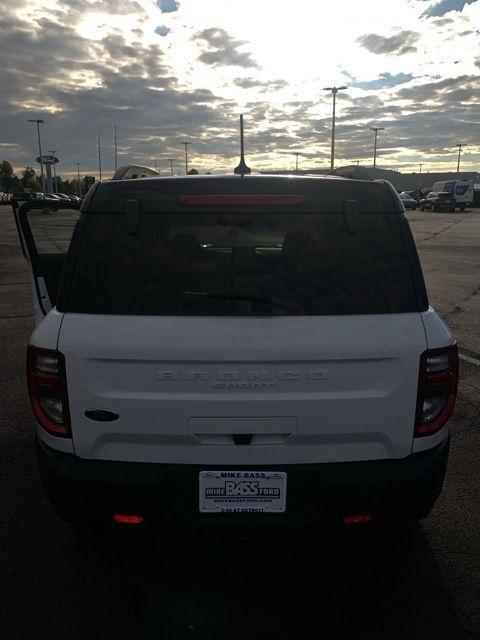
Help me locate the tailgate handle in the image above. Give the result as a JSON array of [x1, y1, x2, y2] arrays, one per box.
[[233, 434, 253, 445]]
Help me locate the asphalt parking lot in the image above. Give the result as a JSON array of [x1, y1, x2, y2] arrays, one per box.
[[0, 204, 479, 639]]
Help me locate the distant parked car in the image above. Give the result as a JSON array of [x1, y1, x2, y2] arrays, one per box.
[[11, 192, 37, 201], [46, 193, 62, 200], [399, 193, 417, 210], [55, 193, 75, 201], [419, 192, 455, 212]]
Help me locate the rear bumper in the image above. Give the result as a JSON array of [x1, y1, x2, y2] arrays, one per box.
[[37, 437, 449, 525]]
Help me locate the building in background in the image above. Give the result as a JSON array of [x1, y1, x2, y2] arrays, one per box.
[[262, 167, 480, 196]]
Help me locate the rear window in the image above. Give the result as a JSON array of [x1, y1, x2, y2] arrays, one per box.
[[64, 210, 418, 316]]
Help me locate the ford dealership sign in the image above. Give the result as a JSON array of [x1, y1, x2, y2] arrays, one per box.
[[36, 154, 59, 164]]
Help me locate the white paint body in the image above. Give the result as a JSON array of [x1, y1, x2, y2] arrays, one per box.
[[31, 308, 453, 465]]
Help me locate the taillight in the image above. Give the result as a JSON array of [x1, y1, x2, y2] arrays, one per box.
[[415, 344, 458, 437], [27, 345, 71, 437]]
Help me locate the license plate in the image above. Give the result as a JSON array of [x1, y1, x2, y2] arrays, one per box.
[[199, 471, 287, 513]]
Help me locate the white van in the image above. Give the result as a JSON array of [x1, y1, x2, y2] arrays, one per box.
[[431, 179, 473, 211], [14, 174, 458, 526]]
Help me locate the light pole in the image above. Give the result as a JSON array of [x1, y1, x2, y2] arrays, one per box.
[[114, 124, 118, 172], [294, 152, 300, 173], [456, 144, 463, 176], [323, 86, 347, 170], [48, 150, 58, 192], [370, 127, 385, 169], [182, 142, 191, 174], [27, 119, 45, 193], [97, 133, 102, 180], [418, 163, 423, 187], [168, 159, 175, 176], [355, 160, 360, 166], [75, 163, 81, 196]]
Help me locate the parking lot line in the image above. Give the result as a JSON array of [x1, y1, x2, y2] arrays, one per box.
[[459, 353, 480, 367]]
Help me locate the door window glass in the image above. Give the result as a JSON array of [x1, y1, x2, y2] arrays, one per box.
[[27, 207, 79, 254]]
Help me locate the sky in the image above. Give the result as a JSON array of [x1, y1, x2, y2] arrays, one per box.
[[0, 0, 479, 177]]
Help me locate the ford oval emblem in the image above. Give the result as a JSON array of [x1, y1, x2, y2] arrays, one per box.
[[84, 409, 119, 422]]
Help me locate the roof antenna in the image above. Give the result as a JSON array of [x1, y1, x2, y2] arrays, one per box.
[[234, 114, 251, 176]]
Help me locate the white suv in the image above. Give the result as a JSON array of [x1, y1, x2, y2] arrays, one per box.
[[14, 174, 458, 525]]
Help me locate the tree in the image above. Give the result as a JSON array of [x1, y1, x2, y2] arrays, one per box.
[[21, 166, 41, 191], [187, 168, 199, 175], [56, 176, 76, 194], [0, 160, 19, 192]]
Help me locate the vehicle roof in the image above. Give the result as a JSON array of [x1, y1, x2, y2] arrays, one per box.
[[84, 173, 400, 214], [111, 173, 371, 185]]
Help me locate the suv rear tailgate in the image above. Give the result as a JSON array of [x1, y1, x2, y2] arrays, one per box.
[[59, 313, 426, 465]]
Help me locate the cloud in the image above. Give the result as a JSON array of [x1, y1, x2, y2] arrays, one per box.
[[63, 0, 144, 15], [351, 72, 415, 90], [356, 31, 421, 55], [0, 7, 239, 172], [155, 25, 170, 37], [233, 77, 287, 90], [431, 17, 455, 25], [194, 28, 259, 68], [332, 73, 480, 161], [421, 0, 477, 18], [234, 77, 265, 89], [0, 0, 478, 174], [156, 0, 179, 13], [395, 74, 478, 101]]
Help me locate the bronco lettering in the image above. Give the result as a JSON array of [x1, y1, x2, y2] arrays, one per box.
[[156, 369, 329, 384]]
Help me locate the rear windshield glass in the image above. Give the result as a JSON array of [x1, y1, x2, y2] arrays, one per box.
[[65, 211, 417, 316]]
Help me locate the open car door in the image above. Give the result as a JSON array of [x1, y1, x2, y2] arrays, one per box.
[[15, 200, 79, 325]]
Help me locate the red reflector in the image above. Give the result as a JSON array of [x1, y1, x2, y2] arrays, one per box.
[[113, 513, 144, 525], [342, 513, 374, 525], [179, 194, 305, 206]]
